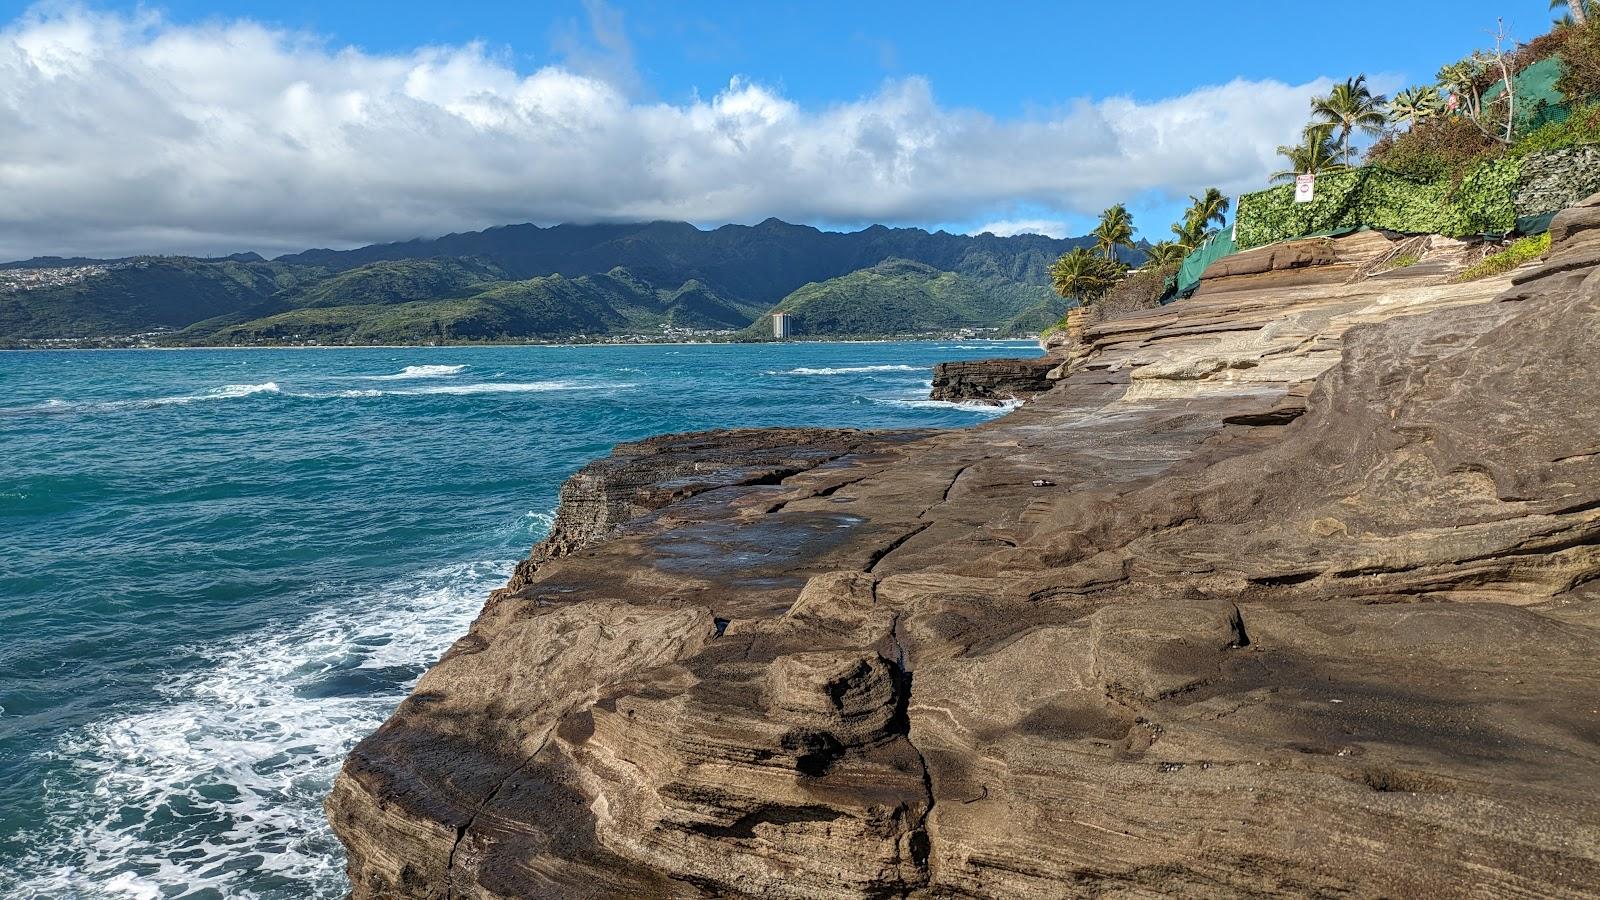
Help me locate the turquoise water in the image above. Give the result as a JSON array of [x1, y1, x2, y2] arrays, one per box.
[[0, 341, 1033, 898]]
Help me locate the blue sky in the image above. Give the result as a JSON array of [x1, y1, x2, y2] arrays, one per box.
[[16, 0, 1530, 106], [0, 1, 1557, 258]]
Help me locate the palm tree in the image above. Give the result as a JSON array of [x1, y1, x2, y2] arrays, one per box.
[[1186, 188, 1231, 233], [1050, 247, 1110, 303], [1312, 75, 1389, 163], [1144, 242, 1187, 267], [1173, 188, 1229, 249], [1389, 86, 1444, 128], [1553, 0, 1590, 25], [1271, 122, 1349, 183], [1171, 219, 1206, 251], [1092, 204, 1136, 263]]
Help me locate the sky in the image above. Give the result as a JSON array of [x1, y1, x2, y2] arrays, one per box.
[[0, 0, 1550, 260]]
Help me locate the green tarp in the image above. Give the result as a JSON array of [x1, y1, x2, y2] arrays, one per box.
[[1486, 56, 1573, 131], [1517, 210, 1558, 236], [1174, 228, 1237, 298]]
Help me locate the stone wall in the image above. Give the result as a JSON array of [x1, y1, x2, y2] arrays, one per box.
[[1515, 145, 1600, 219]]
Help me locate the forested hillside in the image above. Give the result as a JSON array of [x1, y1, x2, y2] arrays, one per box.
[[0, 220, 1124, 344]]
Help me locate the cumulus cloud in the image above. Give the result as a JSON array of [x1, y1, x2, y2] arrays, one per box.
[[0, 6, 1330, 260], [975, 219, 1070, 239]]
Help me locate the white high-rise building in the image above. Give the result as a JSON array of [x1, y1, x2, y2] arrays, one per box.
[[771, 313, 793, 339]]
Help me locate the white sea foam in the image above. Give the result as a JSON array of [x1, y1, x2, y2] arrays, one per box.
[[872, 397, 1022, 414], [397, 380, 578, 395], [774, 364, 922, 376], [498, 509, 556, 539], [299, 381, 633, 401], [5, 383, 284, 415], [122, 381, 282, 410], [6, 558, 515, 900], [207, 381, 282, 399], [359, 364, 467, 380]]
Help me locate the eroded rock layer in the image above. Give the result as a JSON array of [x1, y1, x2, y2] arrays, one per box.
[[331, 197, 1600, 899], [928, 357, 1057, 404]]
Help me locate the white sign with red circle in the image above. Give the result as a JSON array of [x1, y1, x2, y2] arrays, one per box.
[[1294, 173, 1316, 204]]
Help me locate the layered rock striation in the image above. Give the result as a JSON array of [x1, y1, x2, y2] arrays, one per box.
[[331, 197, 1600, 898], [927, 356, 1057, 405]]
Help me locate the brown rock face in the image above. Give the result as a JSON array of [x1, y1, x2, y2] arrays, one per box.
[[928, 357, 1057, 404], [330, 206, 1600, 899]]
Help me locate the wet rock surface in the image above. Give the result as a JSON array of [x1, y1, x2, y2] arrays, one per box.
[[331, 201, 1600, 898], [928, 357, 1057, 404]]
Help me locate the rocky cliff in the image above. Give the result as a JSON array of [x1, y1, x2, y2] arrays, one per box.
[[329, 196, 1600, 899], [927, 357, 1056, 404]]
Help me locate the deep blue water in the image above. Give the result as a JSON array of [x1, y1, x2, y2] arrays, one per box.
[[0, 341, 1032, 899]]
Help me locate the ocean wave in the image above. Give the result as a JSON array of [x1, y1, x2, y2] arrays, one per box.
[[359, 364, 467, 380], [397, 380, 578, 396], [773, 364, 923, 376], [305, 381, 593, 400], [5, 557, 519, 899], [207, 381, 282, 399], [930, 343, 1034, 351], [2, 383, 283, 416], [871, 397, 1022, 414]]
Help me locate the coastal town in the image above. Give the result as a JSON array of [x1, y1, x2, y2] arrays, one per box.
[[0, 262, 117, 294]]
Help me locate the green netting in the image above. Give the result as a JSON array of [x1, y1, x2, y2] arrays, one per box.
[[1174, 228, 1237, 297], [1487, 56, 1574, 133], [1486, 56, 1564, 107], [1235, 160, 1520, 248]]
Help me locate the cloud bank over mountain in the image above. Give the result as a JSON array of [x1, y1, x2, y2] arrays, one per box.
[[0, 6, 1330, 259]]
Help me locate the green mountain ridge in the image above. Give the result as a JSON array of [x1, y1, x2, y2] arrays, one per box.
[[1, 219, 1124, 344], [180, 266, 768, 345], [746, 259, 1064, 339]]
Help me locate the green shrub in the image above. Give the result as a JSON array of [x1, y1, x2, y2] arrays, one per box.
[[1510, 101, 1600, 155], [1377, 253, 1421, 272], [1557, 19, 1600, 100], [1087, 263, 1179, 324], [1452, 232, 1551, 282], [1365, 116, 1501, 181]]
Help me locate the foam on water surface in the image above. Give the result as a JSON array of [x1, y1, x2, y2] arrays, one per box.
[[773, 364, 923, 376], [4, 560, 511, 899], [358, 364, 468, 380], [0, 341, 1038, 897], [871, 396, 1021, 414]]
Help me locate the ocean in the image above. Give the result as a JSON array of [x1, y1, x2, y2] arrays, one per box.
[[0, 340, 1034, 898]]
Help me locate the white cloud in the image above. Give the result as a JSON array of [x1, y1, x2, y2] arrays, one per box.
[[975, 219, 1070, 239], [0, 6, 1331, 260]]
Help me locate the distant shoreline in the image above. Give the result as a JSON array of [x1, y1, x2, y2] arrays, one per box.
[[0, 336, 1041, 352]]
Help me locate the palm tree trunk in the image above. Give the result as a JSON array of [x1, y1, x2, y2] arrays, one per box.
[[1571, 0, 1588, 25]]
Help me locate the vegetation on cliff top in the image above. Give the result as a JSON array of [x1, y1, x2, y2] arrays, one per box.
[[1453, 231, 1552, 281]]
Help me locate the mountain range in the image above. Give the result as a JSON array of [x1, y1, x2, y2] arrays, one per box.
[[0, 219, 1129, 345]]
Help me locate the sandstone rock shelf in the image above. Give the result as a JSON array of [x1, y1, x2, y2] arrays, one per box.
[[330, 197, 1600, 899]]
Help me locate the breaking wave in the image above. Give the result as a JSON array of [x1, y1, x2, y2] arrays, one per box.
[[321, 380, 581, 398], [2, 383, 283, 415], [3, 558, 515, 900], [359, 365, 468, 380], [773, 364, 923, 376], [870, 397, 1021, 414]]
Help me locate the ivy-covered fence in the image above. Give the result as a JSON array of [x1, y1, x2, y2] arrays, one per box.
[[1234, 157, 1523, 249]]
